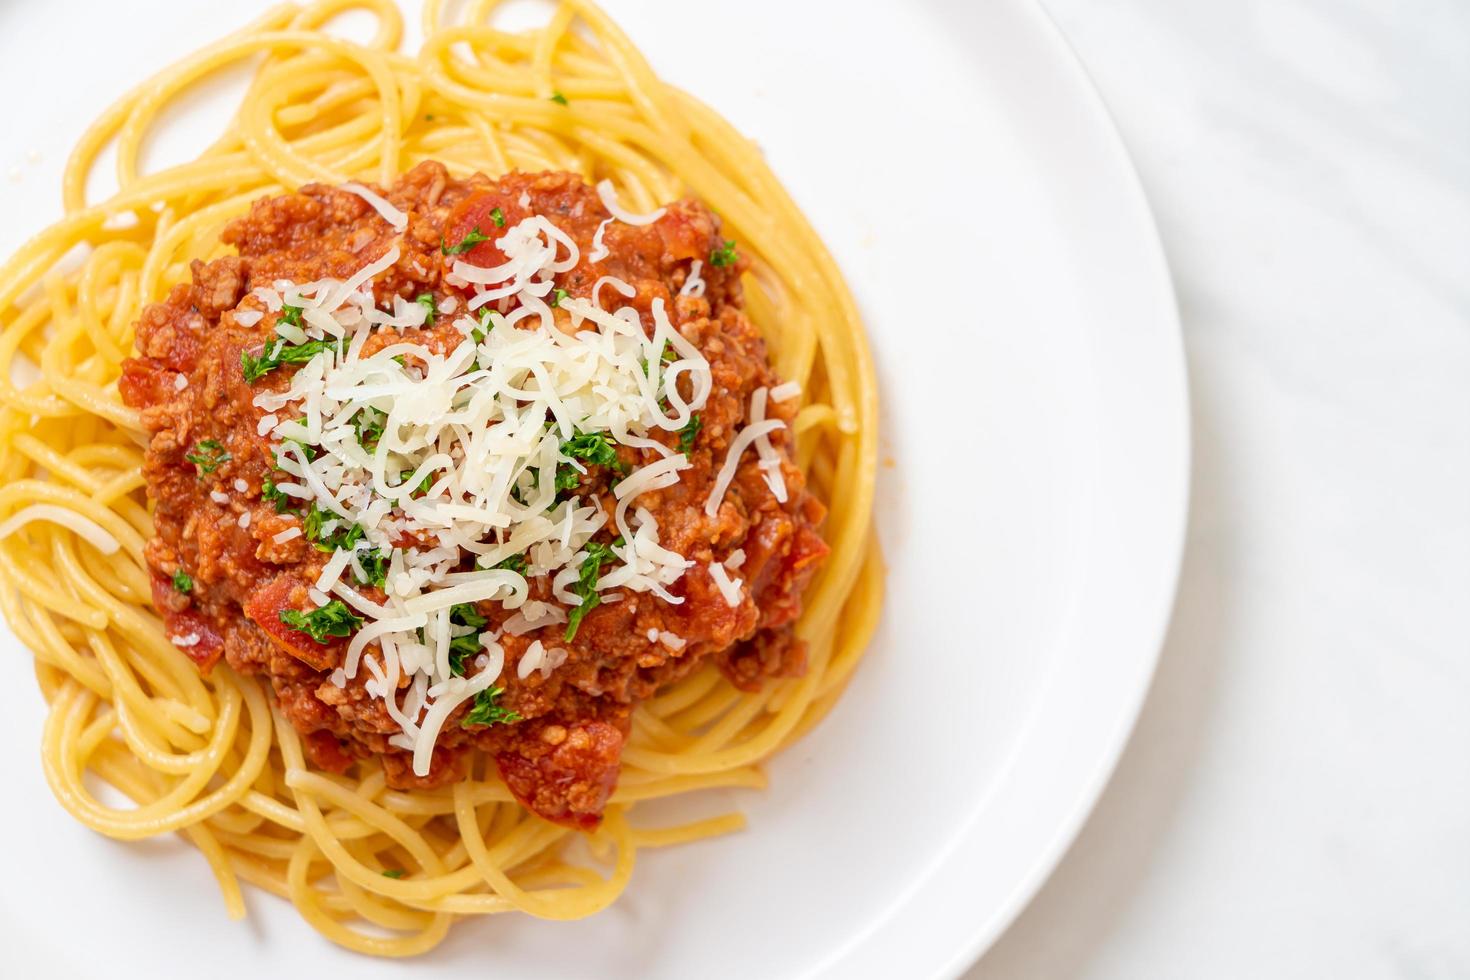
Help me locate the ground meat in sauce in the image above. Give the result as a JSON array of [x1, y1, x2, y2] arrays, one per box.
[[120, 162, 828, 830]]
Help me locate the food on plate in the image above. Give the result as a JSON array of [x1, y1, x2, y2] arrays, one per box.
[[0, 0, 879, 955]]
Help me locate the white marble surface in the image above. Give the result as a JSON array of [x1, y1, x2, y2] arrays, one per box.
[[967, 1, 1470, 977]]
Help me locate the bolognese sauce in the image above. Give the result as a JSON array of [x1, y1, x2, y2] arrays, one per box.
[[120, 162, 826, 830]]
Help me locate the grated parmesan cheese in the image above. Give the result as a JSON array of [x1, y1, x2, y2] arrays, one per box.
[[239, 220, 722, 776], [340, 181, 408, 232], [596, 179, 665, 226], [769, 380, 801, 402], [748, 387, 788, 503], [679, 259, 705, 298], [708, 562, 744, 607]]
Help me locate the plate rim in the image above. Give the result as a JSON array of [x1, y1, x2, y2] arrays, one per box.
[[811, 1, 1191, 976], [0, 0, 1190, 975]]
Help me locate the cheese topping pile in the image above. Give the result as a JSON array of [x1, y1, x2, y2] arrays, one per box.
[[238, 202, 787, 775]]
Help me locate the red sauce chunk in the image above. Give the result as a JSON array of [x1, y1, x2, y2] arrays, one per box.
[[119, 162, 827, 829]]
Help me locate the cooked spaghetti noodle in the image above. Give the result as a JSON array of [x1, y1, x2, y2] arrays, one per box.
[[0, 0, 879, 955]]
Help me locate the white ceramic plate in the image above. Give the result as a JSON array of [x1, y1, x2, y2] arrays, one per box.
[[0, 1, 1187, 977]]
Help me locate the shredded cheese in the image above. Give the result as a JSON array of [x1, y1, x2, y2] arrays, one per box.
[[340, 181, 408, 232], [769, 380, 801, 402], [596, 179, 665, 226], [748, 387, 788, 503], [679, 259, 705, 298], [243, 220, 722, 776], [708, 562, 743, 607]]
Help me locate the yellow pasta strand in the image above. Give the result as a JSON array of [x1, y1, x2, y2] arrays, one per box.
[[0, 0, 880, 957]]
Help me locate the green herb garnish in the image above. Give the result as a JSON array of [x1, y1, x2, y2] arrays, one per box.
[[461, 686, 519, 728], [357, 548, 390, 589], [275, 436, 321, 465], [382, 869, 406, 879], [551, 288, 569, 308], [302, 502, 364, 553], [564, 539, 620, 641], [185, 439, 230, 475], [393, 470, 435, 497], [261, 478, 292, 514], [442, 227, 490, 255], [561, 430, 625, 474], [353, 407, 385, 450], [678, 413, 702, 455], [446, 603, 489, 677], [241, 338, 343, 384], [554, 466, 582, 493], [494, 553, 527, 575], [415, 293, 437, 326], [549, 91, 568, 106], [472, 308, 495, 343], [709, 239, 739, 268], [279, 600, 363, 644], [490, 207, 506, 228], [278, 304, 304, 327], [172, 568, 192, 593]]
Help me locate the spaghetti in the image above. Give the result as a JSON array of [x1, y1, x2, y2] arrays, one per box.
[[0, 0, 879, 956]]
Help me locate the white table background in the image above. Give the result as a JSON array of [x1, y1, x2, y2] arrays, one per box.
[[968, 2, 1470, 978]]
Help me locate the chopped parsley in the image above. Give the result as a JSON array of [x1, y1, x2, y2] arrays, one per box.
[[241, 338, 343, 384], [490, 206, 506, 228], [357, 548, 390, 589], [549, 91, 568, 105], [709, 239, 739, 268], [261, 478, 292, 513], [279, 600, 363, 644], [493, 553, 527, 575], [398, 469, 434, 496], [301, 504, 323, 543], [381, 869, 406, 879], [415, 293, 437, 326], [442, 227, 490, 255], [564, 539, 620, 641], [636, 344, 678, 382], [172, 568, 192, 593], [277, 436, 321, 464], [554, 465, 582, 493], [553, 430, 628, 495], [446, 603, 489, 676], [278, 304, 304, 327], [353, 407, 385, 450], [551, 288, 569, 308], [303, 502, 365, 553], [472, 308, 495, 343], [462, 685, 519, 728], [678, 413, 702, 455], [561, 430, 626, 474], [184, 439, 230, 475]]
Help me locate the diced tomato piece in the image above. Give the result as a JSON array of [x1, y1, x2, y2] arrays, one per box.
[[653, 207, 711, 264], [119, 360, 182, 410], [495, 718, 625, 830], [242, 575, 343, 671], [148, 573, 226, 671], [442, 190, 527, 270], [303, 730, 355, 774]]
